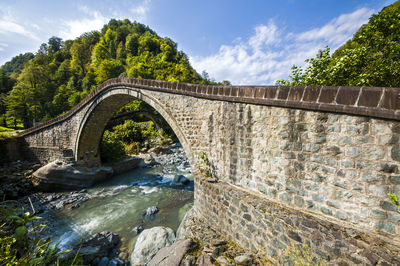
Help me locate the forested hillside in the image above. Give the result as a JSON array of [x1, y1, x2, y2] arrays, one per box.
[[277, 0, 400, 87], [0, 19, 211, 129]]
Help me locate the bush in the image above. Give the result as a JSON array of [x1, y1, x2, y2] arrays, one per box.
[[0, 204, 72, 265], [100, 130, 126, 163]]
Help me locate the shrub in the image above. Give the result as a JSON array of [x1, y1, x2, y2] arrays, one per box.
[[0, 204, 69, 265], [100, 130, 126, 163]]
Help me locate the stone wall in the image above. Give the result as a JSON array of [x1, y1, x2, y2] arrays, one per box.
[[147, 91, 400, 264], [194, 178, 400, 265], [17, 78, 400, 264]]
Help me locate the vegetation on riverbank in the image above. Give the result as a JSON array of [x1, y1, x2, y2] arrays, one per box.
[[0, 203, 84, 265], [100, 119, 174, 163]]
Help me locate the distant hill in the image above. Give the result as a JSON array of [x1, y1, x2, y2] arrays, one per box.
[[0, 19, 215, 128], [1, 53, 35, 75], [277, 0, 400, 87]]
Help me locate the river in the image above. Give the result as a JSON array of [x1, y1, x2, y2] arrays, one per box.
[[45, 143, 194, 254]]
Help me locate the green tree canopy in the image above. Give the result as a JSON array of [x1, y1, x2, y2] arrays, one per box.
[[276, 0, 400, 87]]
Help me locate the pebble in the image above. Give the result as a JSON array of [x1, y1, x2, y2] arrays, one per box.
[[234, 254, 253, 265]]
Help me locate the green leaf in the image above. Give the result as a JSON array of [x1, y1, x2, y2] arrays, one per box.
[[13, 225, 27, 240]]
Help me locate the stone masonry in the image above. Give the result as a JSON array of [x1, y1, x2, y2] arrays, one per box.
[[10, 78, 400, 264]]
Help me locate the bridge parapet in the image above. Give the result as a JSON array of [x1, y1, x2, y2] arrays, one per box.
[[21, 78, 400, 137]]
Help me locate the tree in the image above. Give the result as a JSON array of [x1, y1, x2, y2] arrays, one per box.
[[95, 59, 124, 84], [6, 83, 33, 128], [277, 1, 400, 87], [48, 36, 63, 55]]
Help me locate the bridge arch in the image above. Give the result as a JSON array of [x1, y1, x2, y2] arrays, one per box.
[[74, 86, 193, 167]]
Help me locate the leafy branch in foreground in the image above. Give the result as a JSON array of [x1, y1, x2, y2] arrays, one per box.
[[0, 203, 80, 265]]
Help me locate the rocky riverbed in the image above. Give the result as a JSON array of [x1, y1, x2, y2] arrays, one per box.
[[0, 143, 261, 265]]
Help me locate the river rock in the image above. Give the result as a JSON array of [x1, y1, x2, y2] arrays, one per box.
[[110, 156, 142, 175], [78, 231, 121, 263], [130, 226, 175, 265], [132, 224, 144, 234], [148, 146, 172, 155], [234, 253, 253, 265], [181, 254, 196, 266], [137, 154, 158, 167], [142, 206, 159, 220], [171, 174, 190, 186], [32, 160, 113, 191], [196, 254, 213, 266], [147, 239, 194, 266], [98, 257, 109, 266]]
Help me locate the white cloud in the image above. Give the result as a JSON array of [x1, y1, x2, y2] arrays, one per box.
[[191, 7, 374, 85], [131, 0, 151, 22], [60, 6, 109, 40], [0, 17, 40, 41], [297, 7, 374, 45]]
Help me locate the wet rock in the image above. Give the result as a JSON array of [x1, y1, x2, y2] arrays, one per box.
[[142, 206, 159, 220], [148, 239, 194, 266], [130, 226, 175, 265], [138, 154, 158, 167], [32, 160, 113, 191], [107, 258, 119, 266], [98, 257, 109, 266], [148, 146, 173, 155], [234, 253, 253, 265], [77, 231, 121, 264], [131, 224, 144, 234], [172, 175, 190, 186]]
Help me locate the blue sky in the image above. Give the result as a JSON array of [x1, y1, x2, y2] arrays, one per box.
[[0, 0, 395, 84]]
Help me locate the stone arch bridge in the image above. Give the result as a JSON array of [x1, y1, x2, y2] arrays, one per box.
[[13, 78, 400, 264]]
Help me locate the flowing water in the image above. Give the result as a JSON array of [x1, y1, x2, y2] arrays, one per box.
[[47, 144, 194, 254]]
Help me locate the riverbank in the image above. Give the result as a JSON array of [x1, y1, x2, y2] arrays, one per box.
[[0, 143, 262, 265]]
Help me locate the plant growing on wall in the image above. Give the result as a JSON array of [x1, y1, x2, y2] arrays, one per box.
[[196, 152, 217, 178], [388, 193, 400, 213], [282, 244, 327, 266]]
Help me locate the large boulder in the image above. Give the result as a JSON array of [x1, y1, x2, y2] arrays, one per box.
[[147, 239, 194, 266], [32, 160, 113, 191], [130, 226, 175, 265]]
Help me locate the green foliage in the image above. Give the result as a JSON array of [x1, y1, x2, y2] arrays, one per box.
[[100, 130, 126, 163], [100, 119, 173, 161], [277, 1, 400, 87], [0, 53, 35, 75], [0, 204, 74, 265], [388, 193, 400, 213], [1, 19, 215, 129]]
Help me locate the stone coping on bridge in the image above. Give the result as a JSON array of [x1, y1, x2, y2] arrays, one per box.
[[21, 77, 400, 136]]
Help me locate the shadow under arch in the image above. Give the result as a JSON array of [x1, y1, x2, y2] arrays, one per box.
[[74, 86, 193, 167]]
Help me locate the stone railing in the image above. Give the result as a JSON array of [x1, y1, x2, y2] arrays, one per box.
[[21, 77, 400, 136]]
